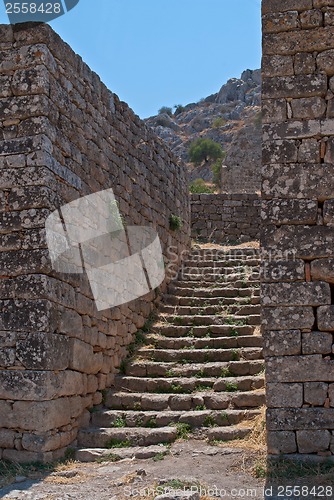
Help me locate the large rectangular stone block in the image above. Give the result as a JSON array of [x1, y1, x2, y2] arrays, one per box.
[[262, 55, 294, 76], [261, 199, 318, 224], [262, 164, 334, 201], [263, 330, 301, 356], [267, 383, 303, 408], [262, 76, 327, 99], [266, 355, 334, 382], [263, 121, 321, 142], [267, 408, 334, 431], [261, 225, 334, 259], [262, 306, 314, 330], [262, 140, 298, 164], [267, 430, 297, 454], [262, 282, 331, 306], [262, 0, 312, 14], [260, 260, 305, 282], [12, 396, 82, 432], [263, 27, 334, 55]]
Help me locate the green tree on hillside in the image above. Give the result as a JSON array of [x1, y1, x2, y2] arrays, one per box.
[[188, 138, 224, 166]]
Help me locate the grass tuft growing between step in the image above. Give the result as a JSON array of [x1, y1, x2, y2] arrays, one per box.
[[225, 381, 239, 392], [112, 415, 127, 428], [105, 438, 131, 449], [175, 423, 192, 440]]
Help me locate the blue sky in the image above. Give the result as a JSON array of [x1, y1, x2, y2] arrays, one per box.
[[0, 0, 262, 118]]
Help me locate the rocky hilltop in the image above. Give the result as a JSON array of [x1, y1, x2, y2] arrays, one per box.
[[145, 69, 261, 186]]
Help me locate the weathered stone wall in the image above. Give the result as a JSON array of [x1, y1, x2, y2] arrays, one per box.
[[262, 0, 334, 456], [221, 164, 261, 194], [191, 194, 260, 243], [0, 23, 190, 462]]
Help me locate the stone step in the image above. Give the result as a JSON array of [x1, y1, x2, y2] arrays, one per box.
[[124, 360, 265, 378], [105, 389, 265, 411], [77, 426, 178, 448], [179, 273, 260, 283], [162, 295, 260, 307], [160, 304, 261, 316], [182, 259, 260, 268], [153, 324, 257, 338], [113, 375, 264, 394], [136, 347, 263, 363], [167, 286, 260, 298], [145, 335, 263, 350], [188, 248, 260, 259], [207, 425, 253, 442], [171, 280, 260, 289], [91, 409, 261, 429], [75, 444, 169, 462], [158, 314, 261, 327], [180, 266, 259, 278]]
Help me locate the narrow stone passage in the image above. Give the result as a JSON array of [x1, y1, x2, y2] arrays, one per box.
[[76, 245, 264, 462]]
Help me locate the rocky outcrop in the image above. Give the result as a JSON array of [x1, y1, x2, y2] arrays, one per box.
[[145, 70, 261, 188]]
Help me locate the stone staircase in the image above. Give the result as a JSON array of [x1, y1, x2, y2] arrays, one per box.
[[75, 246, 264, 462]]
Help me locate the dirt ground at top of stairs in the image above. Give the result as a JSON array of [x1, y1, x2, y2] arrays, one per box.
[[0, 440, 268, 500]]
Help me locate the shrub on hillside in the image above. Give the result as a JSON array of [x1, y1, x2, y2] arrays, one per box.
[[158, 106, 173, 117]]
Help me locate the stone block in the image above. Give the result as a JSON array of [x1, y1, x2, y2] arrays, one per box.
[[69, 339, 103, 374], [267, 408, 334, 431], [324, 138, 334, 163], [260, 260, 305, 282], [266, 355, 334, 382], [21, 428, 77, 452], [263, 330, 301, 356], [12, 65, 50, 96], [266, 383, 303, 408], [315, 0, 334, 6], [318, 306, 334, 331], [263, 27, 334, 55], [262, 99, 287, 124], [317, 49, 334, 75], [302, 331, 333, 354], [261, 199, 318, 225], [261, 225, 334, 259], [267, 431, 297, 454], [262, 282, 330, 306], [291, 97, 326, 119], [263, 121, 321, 142], [16, 333, 70, 370], [262, 140, 298, 164], [325, 7, 334, 25], [262, 75, 327, 99], [59, 308, 84, 339], [304, 382, 328, 406], [262, 55, 294, 76], [311, 258, 334, 283], [298, 139, 320, 162], [262, 306, 314, 330], [0, 299, 56, 332], [0, 429, 16, 448], [297, 430, 331, 454], [262, 0, 313, 14], [12, 396, 82, 432], [262, 11, 299, 33], [300, 9, 323, 29], [294, 53, 316, 75]]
